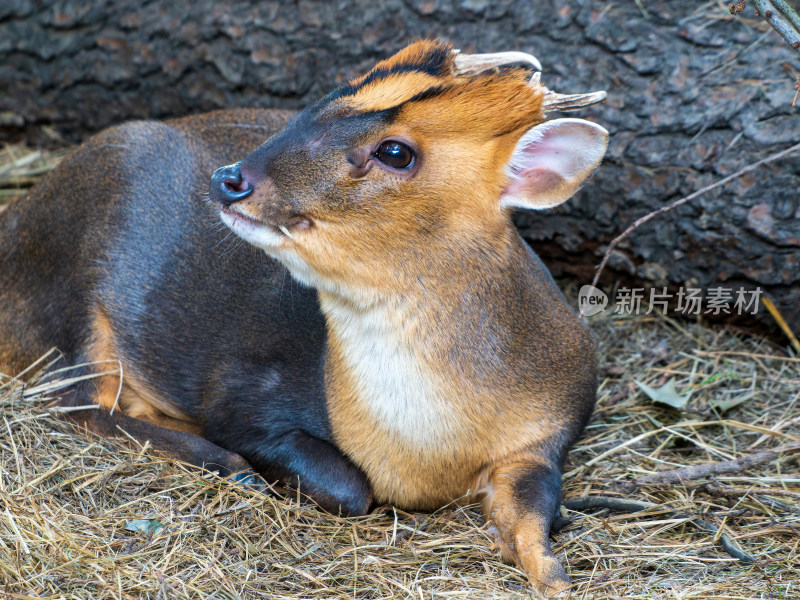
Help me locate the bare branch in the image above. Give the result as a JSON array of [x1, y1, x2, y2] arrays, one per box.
[[700, 483, 800, 500], [634, 440, 800, 486], [586, 142, 800, 298], [751, 0, 800, 56]]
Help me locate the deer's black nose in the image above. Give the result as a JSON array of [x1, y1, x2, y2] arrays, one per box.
[[210, 164, 253, 207]]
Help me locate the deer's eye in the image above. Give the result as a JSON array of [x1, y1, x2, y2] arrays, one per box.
[[375, 141, 414, 169]]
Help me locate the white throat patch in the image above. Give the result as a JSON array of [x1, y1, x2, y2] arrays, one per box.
[[322, 295, 459, 448]]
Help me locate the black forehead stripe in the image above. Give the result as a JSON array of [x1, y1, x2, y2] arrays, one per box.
[[367, 84, 453, 120], [323, 65, 434, 104], [320, 45, 453, 105], [324, 65, 417, 103], [404, 83, 452, 104], [369, 44, 452, 81], [311, 82, 452, 126]]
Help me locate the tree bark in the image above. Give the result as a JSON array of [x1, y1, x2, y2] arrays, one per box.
[[1, 0, 798, 333]]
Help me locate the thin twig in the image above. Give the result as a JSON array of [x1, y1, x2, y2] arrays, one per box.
[[752, 0, 800, 56], [692, 518, 755, 563], [563, 496, 656, 513], [700, 483, 800, 500], [695, 350, 800, 363], [634, 441, 800, 486], [772, 0, 800, 32], [586, 142, 800, 301]]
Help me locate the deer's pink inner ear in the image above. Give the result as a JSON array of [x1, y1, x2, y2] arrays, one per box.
[[504, 168, 563, 196], [500, 118, 608, 211]]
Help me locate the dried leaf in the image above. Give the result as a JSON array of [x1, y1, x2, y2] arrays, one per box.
[[635, 379, 692, 410], [124, 518, 165, 534], [709, 391, 756, 414]]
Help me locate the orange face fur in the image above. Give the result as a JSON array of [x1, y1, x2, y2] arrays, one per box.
[[220, 40, 547, 300]]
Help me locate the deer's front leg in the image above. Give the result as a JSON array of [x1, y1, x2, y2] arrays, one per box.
[[481, 456, 570, 596]]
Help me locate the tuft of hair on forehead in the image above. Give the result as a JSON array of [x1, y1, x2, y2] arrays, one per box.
[[321, 39, 546, 139]]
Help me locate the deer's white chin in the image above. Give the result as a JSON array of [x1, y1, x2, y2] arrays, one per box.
[[220, 208, 285, 249]]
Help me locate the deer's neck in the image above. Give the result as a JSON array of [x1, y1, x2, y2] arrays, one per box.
[[317, 232, 533, 440]]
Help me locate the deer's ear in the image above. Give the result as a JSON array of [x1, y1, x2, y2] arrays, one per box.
[[500, 118, 608, 210]]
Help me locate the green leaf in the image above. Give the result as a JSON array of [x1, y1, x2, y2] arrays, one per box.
[[635, 379, 692, 411], [124, 518, 165, 534]]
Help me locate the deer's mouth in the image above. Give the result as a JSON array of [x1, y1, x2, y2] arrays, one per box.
[[219, 204, 288, 249], [219, 203, 314, 251]]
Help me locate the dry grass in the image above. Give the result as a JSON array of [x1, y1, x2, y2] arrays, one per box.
[[1, 146, 799, 599], [0, 142, 72, 207]]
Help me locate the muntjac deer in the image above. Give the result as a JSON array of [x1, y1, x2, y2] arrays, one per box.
[[0, 40, 607, 594]]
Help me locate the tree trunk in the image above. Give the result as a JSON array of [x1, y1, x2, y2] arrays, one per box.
[[1, 0, 798, 333]]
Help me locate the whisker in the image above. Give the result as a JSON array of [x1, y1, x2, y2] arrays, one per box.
[[279, 262, 287, 309], [221, 238, 246, 262], [213, 231, 235, 251]]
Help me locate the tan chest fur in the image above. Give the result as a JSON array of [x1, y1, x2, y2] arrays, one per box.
[[320, 291, 559, 510]]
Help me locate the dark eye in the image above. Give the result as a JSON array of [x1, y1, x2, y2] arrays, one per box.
[[375, 141, 414, 169]]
